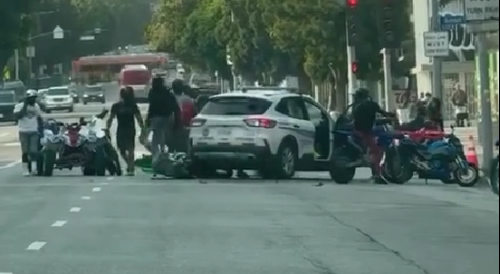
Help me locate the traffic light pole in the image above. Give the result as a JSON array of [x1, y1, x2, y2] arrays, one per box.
[[431, 0, 443, 105], [382, 48, 394, 111], [347, 45, 356, 106]]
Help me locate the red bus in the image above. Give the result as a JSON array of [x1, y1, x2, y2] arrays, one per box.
[[72, 53, 167, 84], [119, 65, 151, 101]]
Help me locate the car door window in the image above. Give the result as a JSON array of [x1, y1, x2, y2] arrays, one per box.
[[276, 98, 306, 120], [304, 100, 326, 126]]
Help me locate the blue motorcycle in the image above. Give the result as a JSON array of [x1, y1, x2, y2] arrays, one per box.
[[381, 130, 479, 187], [489, 139, 499, 195]]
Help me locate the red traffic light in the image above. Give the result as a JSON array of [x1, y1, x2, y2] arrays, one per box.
[[347, 0, 358, 8], [351, 62, 358, 73]]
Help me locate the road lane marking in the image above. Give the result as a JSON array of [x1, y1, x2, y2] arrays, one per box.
[[92, 187, 101, 192], [2, 142, 19, 147], [26, 241, 47, 251], [81, 196, 91, 200], [70, 207, 81, 212], [0, 133, 9, 137], [0, 160, 21, 169], [107, 177, 114, 180], [51, 221, 68, 227], [0, 272, 13, 274]]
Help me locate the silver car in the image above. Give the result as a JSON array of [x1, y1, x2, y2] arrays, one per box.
[[43, 86, 74, 113]]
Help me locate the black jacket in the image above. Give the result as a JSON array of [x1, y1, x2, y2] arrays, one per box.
[[147, 86, 180, 124]]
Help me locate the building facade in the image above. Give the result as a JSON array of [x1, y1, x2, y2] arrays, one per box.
[[411, 0, 498, 120]]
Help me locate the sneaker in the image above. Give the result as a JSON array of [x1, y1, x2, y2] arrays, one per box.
[[23, 170, 31, 177]]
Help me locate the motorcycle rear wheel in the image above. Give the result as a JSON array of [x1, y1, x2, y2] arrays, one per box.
[[489, 156, 499, 195], [381, 147, 413, 184], [329, 147, 356, 184]]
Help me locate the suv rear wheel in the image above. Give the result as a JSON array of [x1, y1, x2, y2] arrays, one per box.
[[260, 141, 297, 179]]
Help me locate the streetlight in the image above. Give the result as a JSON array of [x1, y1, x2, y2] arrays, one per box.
[[26, 25, 67, 84]]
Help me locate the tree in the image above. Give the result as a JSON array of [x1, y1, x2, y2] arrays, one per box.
[[0, 0, 35, 73]]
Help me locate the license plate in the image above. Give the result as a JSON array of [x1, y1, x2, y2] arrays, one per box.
[[217, 129, 232, 136]]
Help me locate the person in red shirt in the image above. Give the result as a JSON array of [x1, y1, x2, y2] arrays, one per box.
[[171, 79, 196, 152]]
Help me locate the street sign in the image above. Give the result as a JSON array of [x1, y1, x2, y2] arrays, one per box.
[[464, 0, 499, 22], [440, 14, 466, 30], [53, 25, 64, 39], [424, 31, 449, 57]]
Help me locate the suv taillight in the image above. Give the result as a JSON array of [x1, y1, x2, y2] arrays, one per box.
[[190, 118, 206, 127], [244, 117, 277, 128]]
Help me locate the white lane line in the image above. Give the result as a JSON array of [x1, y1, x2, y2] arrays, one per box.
[[107, 177, 114, 180], [0, 132, 9, 137], [51, 221, 68, 227], [70, 207, 81, 212], [0, 272, 13, 274], [81, 196, 91, 200], [26, 241, 47, 251], [92, 187, 101, 192], [0, 160, 21, 169], [2, 142, 20, 147]]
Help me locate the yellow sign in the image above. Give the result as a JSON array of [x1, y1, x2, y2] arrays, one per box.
[[2, 67, 10, 80]]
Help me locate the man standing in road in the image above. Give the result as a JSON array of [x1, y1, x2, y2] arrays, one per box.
[[147, 76, 180, 161], [13, 89, 43, 176], [171, 79, 196, 152]]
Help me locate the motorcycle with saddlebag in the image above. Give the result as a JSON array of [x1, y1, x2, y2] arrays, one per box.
[[381, 128, 479, 187]]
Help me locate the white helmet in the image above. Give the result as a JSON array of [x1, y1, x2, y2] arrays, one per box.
[[26, 89, 38, 98]]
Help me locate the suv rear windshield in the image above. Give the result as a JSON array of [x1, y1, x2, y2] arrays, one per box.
[[200, 96, 271, 115]]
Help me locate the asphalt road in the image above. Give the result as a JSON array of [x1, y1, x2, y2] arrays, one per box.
[[0, 160, 498, 274], [1, 85, 498, 273]]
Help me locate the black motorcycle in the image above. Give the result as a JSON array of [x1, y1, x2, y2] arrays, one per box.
[[490, 139, 499, 195]]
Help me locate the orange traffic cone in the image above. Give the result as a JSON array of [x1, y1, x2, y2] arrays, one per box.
[[465, 135, 479, 168]]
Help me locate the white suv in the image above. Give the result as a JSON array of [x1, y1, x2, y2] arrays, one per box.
[[189, 88, 336, 179]]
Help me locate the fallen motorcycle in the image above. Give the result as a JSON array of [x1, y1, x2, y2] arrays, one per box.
[[489, 139, 499, 195], [381, 128, 479, 187]]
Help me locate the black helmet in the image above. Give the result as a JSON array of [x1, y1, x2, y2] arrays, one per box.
[[353, 88, 369, 101]]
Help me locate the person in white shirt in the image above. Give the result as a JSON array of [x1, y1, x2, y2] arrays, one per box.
[[13, 89, 43, 176]]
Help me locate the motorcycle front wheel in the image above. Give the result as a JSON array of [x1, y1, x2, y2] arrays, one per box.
[[453, 162, 479, 187]]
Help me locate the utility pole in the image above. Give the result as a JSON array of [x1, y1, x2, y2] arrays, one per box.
[[346, 0, 359, 106], [464, 0, 499, 171], [381, 48, 393, 111], [430, 0, 443, 108]]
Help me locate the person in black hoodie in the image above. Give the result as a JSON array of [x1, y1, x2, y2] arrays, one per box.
[[147, 76, 180, 161]]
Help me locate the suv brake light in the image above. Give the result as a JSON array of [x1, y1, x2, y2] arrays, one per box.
[[190, 118, 206, 127], [244, 118, 276, 128]]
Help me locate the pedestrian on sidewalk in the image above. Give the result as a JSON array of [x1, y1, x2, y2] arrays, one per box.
[[451, 84, 469, 127]]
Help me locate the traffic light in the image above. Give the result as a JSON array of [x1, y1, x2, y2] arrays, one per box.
[[346, 0, 360, 46], [351, 62, 358, 74], [380, 0, 396, 48]]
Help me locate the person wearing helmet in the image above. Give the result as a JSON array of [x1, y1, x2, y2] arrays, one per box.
[[13, 89, 43, 176], [351, 88, 394, 184]]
